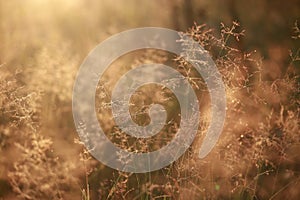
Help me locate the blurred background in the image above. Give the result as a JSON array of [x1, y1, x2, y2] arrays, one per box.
[[0, 0, 299, 199]]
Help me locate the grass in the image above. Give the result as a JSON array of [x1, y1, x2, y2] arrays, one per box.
[[0, 1, 299, 199]]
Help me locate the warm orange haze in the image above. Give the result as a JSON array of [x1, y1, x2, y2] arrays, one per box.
[[0, 0, 299, 199]]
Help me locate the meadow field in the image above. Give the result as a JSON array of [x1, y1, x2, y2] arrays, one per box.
[[0, 0, 299, 199]]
